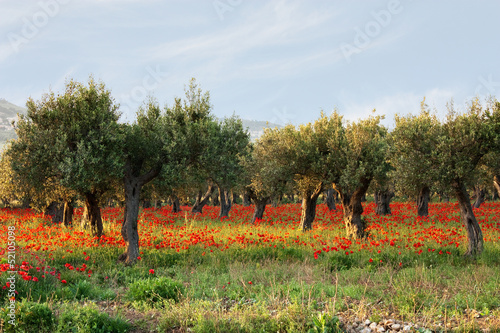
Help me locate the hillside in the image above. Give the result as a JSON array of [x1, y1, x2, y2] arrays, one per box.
[[0, 99, 282, 150], [241, 119, 282, 141], [0, 98, 25, 150]]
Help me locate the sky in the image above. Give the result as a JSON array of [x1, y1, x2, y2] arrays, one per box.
[[1, 0, 500, 127]]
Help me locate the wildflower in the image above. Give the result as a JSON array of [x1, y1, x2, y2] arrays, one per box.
[[149, 269, 155, 275]]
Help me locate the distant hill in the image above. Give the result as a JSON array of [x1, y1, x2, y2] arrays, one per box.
[[241, 119, 282, 141], [0, 99, 25, 151], [0, 99, 282, 150]]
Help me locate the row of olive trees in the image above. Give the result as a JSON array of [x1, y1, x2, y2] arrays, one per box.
[[243, 99, 500, 257], [1, 77, 249, 265], [1, 77, 498, 261]]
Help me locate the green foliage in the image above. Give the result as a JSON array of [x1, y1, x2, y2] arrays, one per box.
[[57, 303, 130, 333], [0, 301, 55, 333], [8, 77, 123, 209], [389, 100, 441, 197], [127, 277, 184, 304], [335, 114, 388, 197], [309, 313, 343, 333]]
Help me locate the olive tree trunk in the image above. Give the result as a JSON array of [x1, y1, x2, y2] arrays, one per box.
[[191, 181, 215, 213], [119, 164, 161, 265], [416, 186, 430, 216], [300, 185, 323, 231], [84, 192, 103, 237], [493, 175, 500, 200], [218, 187, 232, 218], [473, 186, 486, 208], [452, 179, 483, 256], [45, 201, 64, 224], [251, 197, 269, 224], [63, 200, 73, 226], [170, 194, 181, 213], [242, 191, 251, 206], [375, 189, 394, 215], [339, 178, 371, 239], [325, 189, 337, 211]]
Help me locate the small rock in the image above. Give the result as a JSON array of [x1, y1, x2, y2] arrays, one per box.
[[391, 324, 401, 331], [360, 328, 371, 333], [403, 326, 411, 331], [369, 322, 378, 329], [365, 319, 372, 326], [384, 319, 395, 326], [355, 318, 361, 323], [377, 327, 386, 332]]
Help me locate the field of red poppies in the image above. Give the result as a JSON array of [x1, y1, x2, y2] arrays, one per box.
[[1, 201, 500, 332]]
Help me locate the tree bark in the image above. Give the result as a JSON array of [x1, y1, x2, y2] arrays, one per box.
[[242, 191, 251, 206], [45, 201, 64, 224], [416, 186, 430, 217], [170, 194, 181, 213], [251, 197, 269, 224], [218, 187, 232, 218], [118, 162, 162, 265], [300, 185, 323, 231], [325, 189, 336, 211], [339, 178, 371, 239], [191, 181, 215, 213], [63, 200, 73, 226], [375, 189, 394, 215], [493, 175, 500, 200], [473, 186, 485, 208], [452, 179, 483, 256], [212, 191, 220, 206], [84, 192, 103, 238]]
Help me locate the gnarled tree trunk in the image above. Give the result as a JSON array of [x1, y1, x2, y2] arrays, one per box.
[[191, 181, 215, 213], [84, 192, 103, 237], [473, 186, 485, 208], [118, 163, 161, 265], [251, 197, 269, 224], [416, 186, 430, 216], [63, 200, 73, 226], [242, 191, 251, 206], [45, 201, 64, 224], [170, 195, 181, 213], [493, 175, 500, 200], [325, 188, 336, 211], [452, 179, 483, 256], [300, 185, 323, 231], [375, 189, 394, 215], [339, 178, 371, 239], [218, 187, 232, 218]]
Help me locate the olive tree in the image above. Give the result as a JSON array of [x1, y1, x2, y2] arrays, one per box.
[[389, 101, 441, 216], [333, 115, 388, 238], [9, 78, 123, 236], [119, 80, 213, 264], [433, 98, 498, 256]]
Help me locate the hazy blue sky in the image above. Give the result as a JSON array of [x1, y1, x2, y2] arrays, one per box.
[[1, 0, 499, 126]]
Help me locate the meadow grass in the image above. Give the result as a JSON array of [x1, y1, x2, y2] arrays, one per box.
[[1, 202, 500, 332]]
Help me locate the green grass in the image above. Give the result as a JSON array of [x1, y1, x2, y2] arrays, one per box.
[[1, 203, 500, 332]]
